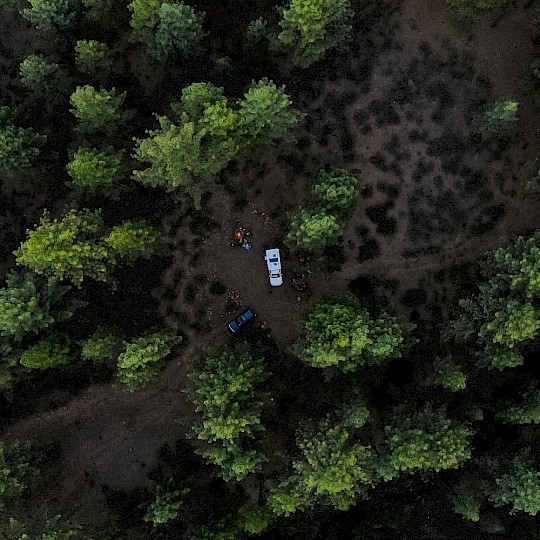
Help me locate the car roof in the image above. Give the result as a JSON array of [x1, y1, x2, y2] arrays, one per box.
[[265, 248, 281, 270]]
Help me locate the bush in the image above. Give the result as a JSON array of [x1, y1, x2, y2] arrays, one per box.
[[378, 405, 473, 481], [430, 356, 467, 391], [0, 272, 84, 342], [69, 85, 131, 133], [117, 332, 178, 391], [19, 55, 63, 94], [143, 481, 189, 526], [479, 100, 518, 134], [293, 293, 407, 372], [496, 381, 540, 425], [74, 40, 114, 76], [19, 336, 72, 369], [67, 148, 123, 189], [103, 221, 159, 262], [0, 441, 37, 513], [148, 2, 206, 61], [0, 111, 46, 173], [278, 0, 354, 67], [81, 327, 123, 364], [488, 449, 540, 515], [286, 210, 341, 251], [447, 0, 502, 17], [312, 168, 361, 216]]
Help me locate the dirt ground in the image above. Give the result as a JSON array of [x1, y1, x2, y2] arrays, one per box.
[[2, 0, 540, 534]]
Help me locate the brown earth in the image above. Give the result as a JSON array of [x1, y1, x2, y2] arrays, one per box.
[[2, 0, 540, 534]]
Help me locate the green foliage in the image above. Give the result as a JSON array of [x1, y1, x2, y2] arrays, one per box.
[[269, 402, 374, 516], [0, 111, 46, 173], [286, 210, 340, 251], [246, 17, 270, 45], [20, 335, 71, 369], [449, 233, 540, 370], [237, 505, 274, 534], [0, 272, 83, 342], [479, 100, 518, 134], [238, 78, 304, 146], [67, 148, 124, 189], [15, 210, 157, 287], [74, 40, 114, 76], [15, 210, 110, 286], [430, 355, 467, 391], [0, 342, 25, 400], [278, 0, 354, 67], [128, 0, 161, 42], [103, 221, 159, 262], [69, 85, 131, 133], [293, 293, 406, 372], [20, 0, 79, 31], [19, 55, 62, 94], [133, 80, 301, 209], [312, 167, 361, 215], [453, 485, 481, 522], [0, 441, 37, 513], [191, 343, 267, 481], [81, 0, 119, 23], [378, 405, 473, 481], [148, 2, 206, 61], [447, 0, 502, 17], [286, 167, 360, 252], [496, 380, 540, 425], [117, 332, 178, 391], [6, 515, 81, 540], [81, 327, 123, 364], [488, 449, 540, 515], [143, 480, 189, 526]]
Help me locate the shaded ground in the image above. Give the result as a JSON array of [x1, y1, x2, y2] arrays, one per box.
[[2, 0, 540, 536]]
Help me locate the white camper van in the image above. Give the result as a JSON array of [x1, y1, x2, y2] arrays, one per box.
[[264, 248, 283, 287]]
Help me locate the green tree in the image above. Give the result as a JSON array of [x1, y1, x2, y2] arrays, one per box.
[[448, 233, 540, 370], [246, 17, 271, 46], [0, 111, 46, 173], [20, 0, 79, 31], [133, 80, 301, 209], [286, 210, 341, 251], [190, 344, 267, 481], [70, 85, 131, 133], [20, 335, 72, 369], [6, 515, 81, 540], [15, 210, 110, 286], [81, 327, 123, 364], [144, 480, 189, 526], [148, 2, 205, 61], [479, 100, 518, 134], [74, 40, 114, 77], [0, 441, 37, 513], [312, 167, 361, 215], [19, 55, 63, 94], [66, 148, 124, 189], [293, 293, 407, 372], [496, 381, 540, 425], [278, 0, 354, 68], [269, 400, 374, 516], [117, 332, 178, 391], [103, 221, 158, 262], [488, 449, 540, 515], [429, 355, 467, 391], [238, 78, 304, 146], [0, 272, 84, 342], [0, 342, 25, 400], [453, 485, 481, 522], [128, 0, 161, 42], [378, 405, 473, 481], [15, 210, 157, 287]]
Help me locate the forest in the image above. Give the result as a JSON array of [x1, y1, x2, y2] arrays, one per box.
[[0, 0, 540, 538]]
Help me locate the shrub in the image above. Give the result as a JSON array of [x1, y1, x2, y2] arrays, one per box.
[[81, 327, 123, 364], [479, 100, 518, 134], [67, 148, 123, 189], [19, 55, 63, 94], [312, 167, 361, 216], [0, 441, 37, 512], [74, 40, 114, 76], [117, 332, 179, 391], [143, 481, 189, 526], [20, 336, 72, 369], [69, 85, 131, 133]]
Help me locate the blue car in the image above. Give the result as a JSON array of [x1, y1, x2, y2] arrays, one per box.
[[228, 309, 255, 332]]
